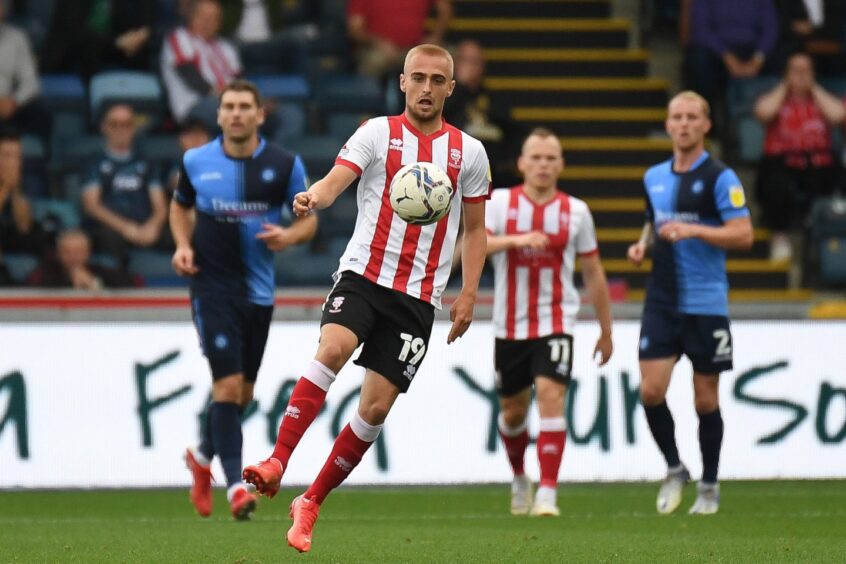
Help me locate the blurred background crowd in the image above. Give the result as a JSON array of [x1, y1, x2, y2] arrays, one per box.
[[0, 0, 844, 292]]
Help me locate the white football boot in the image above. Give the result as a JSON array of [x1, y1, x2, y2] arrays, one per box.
[[510, 474, 533, 515], [530, 486, 560, 517], [656, 465, 690, 514], [688, 482, 720, 515]]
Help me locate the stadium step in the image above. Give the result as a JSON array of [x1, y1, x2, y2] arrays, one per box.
[[595, 228, 773, 260], [559, 137, 672, 166], [453, 0, 611, 19], [559, 166, 644, 198], [576, 259, 791, 289], [444, 18, 631, 49], [583, 197, 645, 228], [486, 77, 669, 107], [513, 107, 665, 137], [484, 48, 648, 78]]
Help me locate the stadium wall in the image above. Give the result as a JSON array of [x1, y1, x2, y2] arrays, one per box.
[[1, 321, 844, 488]]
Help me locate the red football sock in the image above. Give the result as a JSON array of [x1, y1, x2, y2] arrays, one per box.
[[305, 423, 374, 504], [537, 430, 567, 488], [270, 377, 327, 467], [498, 428, 529, 476]]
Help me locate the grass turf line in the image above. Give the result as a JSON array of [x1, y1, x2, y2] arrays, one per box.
[[1, 482, 845, 563]]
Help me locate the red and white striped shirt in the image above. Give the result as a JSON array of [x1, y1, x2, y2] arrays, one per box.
[[161, 27, 241, 121], [486, 186, 599, 340], [334, 114, 491, 308]]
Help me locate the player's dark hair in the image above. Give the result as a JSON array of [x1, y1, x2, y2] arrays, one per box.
[[218, 79, 263, 108], [0, 130, 21, 145]]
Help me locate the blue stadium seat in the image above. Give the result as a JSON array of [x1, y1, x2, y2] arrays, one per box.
[[286, 135, 343, 179], [315, 74, 385, 113], [137, 135, 181, 168], [89, 71, 163, 129], [40, 74, 86, 112], [319, 190, 357, 238], [89, 253, 121, 270], [3, 253, 38, 283], [273, 103, 307, 144], [21, 136, 45, 160], [129, 249, 180, 287], [31, 198, 82, 229], [326, 112, 371, 140], [248, 74, 310, 102], [50, 112, 87, 162]]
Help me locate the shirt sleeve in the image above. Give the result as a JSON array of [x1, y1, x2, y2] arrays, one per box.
[[173, 160, 196, 207], [642, 177, 654, 224], [714, 168, 751, 222], [335, 119, 378, 176], [575, 204, 599, 256], [287, 155, 310, 207], [81, 160, 101, 192], [484, 188, 508, 234], [460, 139, 492, 202]]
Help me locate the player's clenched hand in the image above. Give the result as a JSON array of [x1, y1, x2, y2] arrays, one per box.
[[448, 292, 475, 344], [256, 223, 295, 251], [517, 231, 549, 250], [293, 191, 318, 217], [658, 221, 698, 243], [172, 246, 199, 276], [627, 241, 647, 266]]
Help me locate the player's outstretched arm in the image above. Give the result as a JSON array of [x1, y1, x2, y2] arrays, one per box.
[[486, 231, 549, 256], [580, 253, 613, 365], [256, 213, 318, 252], [449, 200, 486, 344], [658, 216, 753, 250], [292, 165, 358, 217]]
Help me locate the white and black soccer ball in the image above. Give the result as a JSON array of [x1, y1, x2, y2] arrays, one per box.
[[389, 162, 454, 226]]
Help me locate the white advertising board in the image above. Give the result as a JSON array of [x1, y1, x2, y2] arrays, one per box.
[[1, 321, 844, 487]]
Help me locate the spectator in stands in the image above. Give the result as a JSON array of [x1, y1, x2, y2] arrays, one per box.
[[444, 39, 521, 186], [347, 0, 452, 80], [41, 0, 155, 78], [161, 0, 242, 128], [81, 104, 167, 267], [0, 2, 50, 143], [0, 132, 45, 256], [27, 228, 137, 289], [684, 0, 779, 114], [218, 0, 312, 74], [166, 118, 212, 196], [775, 0, 846, 76], [754, 52, 845, 262]]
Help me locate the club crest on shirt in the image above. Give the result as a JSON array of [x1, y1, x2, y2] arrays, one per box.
[[730, 185, 746, 208], [262, 168, 275, 182], [328, 296, 344, 313], [448, 148, 462, 169], [692, 180, 704, 194]]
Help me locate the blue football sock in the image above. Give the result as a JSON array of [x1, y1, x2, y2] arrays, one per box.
[[197, 407, 215, 461], [209, 401, 244, 487]]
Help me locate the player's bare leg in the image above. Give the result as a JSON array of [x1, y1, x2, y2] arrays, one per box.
[[641, 358, 689, 514], [243, 324, 356, 497], [498, 389, 532, 515], [288, 370, 399, 552], [531, 377, 567, 517]]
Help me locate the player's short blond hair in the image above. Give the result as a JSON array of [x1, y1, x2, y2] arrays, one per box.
[[404, 44, 454, 79], [668, 90, 710, 118], [522, 127, 562, 154]]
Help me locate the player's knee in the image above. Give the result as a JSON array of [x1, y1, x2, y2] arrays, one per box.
[[315, 341, 350, 373], [358, 402, 391, 426], [640, 384, 665, 407], [501, 406, 528, 429], [212, 373, 243, 402], [694, 395, 719, 414]]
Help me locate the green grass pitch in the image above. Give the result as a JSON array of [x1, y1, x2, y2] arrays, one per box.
[[1, 482, 844, 562]]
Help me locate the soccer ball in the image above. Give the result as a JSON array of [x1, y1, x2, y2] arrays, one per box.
[[389, 162, 454, 225]]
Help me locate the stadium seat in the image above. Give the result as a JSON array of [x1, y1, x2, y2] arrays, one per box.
[[735, 117, 766, 163], [137, 135, 181, 168], [89, 253, 121, 270], [726, 76, 780, 119], [286, 135, 343, 179], [248, 74, 310, 102], [89, 71, 164, 129], [129, 249, 180, 287], [50, 112, 87, 162], [314, 74, 385, 113], [31, 198, 82, 230], [326, 112, 371, 139], [319, 190, 358, 238], [21, 136, 45, 160], [3, 253, 38, 283], [820, 77, 846, 97], [40, 74, 87, 112], [273, 103, 308, 144], [275, 245, 337, 286]]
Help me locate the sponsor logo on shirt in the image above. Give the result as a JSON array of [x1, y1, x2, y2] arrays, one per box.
[[211, 198, 270, 216], [338, 144, 349, 157], [199, 172, 224, 182], [389, 138, 403, 151], [730, 185, 746, 208], [655, 210, 699, 223]]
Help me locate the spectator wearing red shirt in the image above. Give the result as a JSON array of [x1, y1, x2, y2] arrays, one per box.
[[347, 0, 452, 79], [753, 52, 845, 261]]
